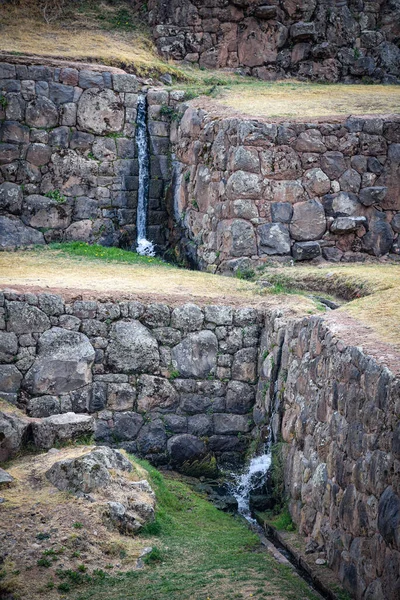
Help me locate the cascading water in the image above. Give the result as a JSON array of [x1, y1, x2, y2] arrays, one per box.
[[135, 93, 155, 257]]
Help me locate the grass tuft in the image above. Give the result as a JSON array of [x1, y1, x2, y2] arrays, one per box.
[[47, 242, 169, 267]]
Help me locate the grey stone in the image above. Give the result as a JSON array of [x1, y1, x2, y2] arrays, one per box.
[[0, 331, 18, 362], [152, 327, 182, 347], [26, 395, 61, 418], [38, 294, 64, 316], [258, 223, 291, 255], [234, 308, 258, 327], [46, 446, 132, 493], [73, 197, 98, 220], [0, 407, 30, 462], [378, 486, 400, 549], [171, 304, 204, 332], [361, 213, 394, 257], [0, 143, 19, 164], [32, 412, 94, 449], [88, 381, 107, 412], [107, 321, 160, 374], [290, 21, 316, 41], [1, 121, 29, 144], [391, 214, 400, 233], [171, 331, 218, 378], [321, 151, 346, 179], [167, 434, 206, 464], [296, 130, 326, 153], [78, 70, 104, 89], [0, 467, 14, 486], [0, 63, 16, 79], [21, 195, 72, 230], [330, 216, 367, 234], [26, 143, 52, 166], [25, 96, 58, 128], [213, 413, 251, 435], [303, 168, 331, 197], [292, 241, 321, 261], [338, 168, 361, 193], [217, 219, 257, 257], [0, 182, 23, 214], [188, 414, 213, 436], [290, 199, 326, 241], [113, 411, 144, 441], [112, 73, 141, 92], [49, 126, 70, 148], [359, 187, 388, 207], [77, 88, 124, 135], [322, 191, 361, 217], [226, 381, 255, 414], [0, 365, 22, 393], [49, 82, 74, 105], [107, 383, 136, 412], [24, 327, 95, 395], [270, 202, 293, 223], [69, 130, 94, 150], [231, 348, 257, 382], [137, 375, 179, 412], [92, 137, 117, 161], [204, 306, 233, 326], [6, 301, 50, 334], [137, 419, 167, 455], [142, 304, 170, 328]]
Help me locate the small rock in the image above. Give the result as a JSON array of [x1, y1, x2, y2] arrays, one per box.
[[0, 467, 14, 486], [315, 558, 326, 565]]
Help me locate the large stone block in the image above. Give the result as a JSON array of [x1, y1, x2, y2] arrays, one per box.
[[232, 348, 257, 382], [137, 375, 179, 412], [213, 413, 251, 434], [21, 195, 72, 230], [257, 223, 291, 255], [167, 434, 206, 464], [77, 88, 124, 134], [25, 96, 58, 128], [171, 331, 218, 378], [24, 327, 95, 395], [31, 412, 94, 449], [0, 365, 22, 393], [217, 219, 257, 257], [0, 182, 23, 214], [171, 304, 204, 332], [6, 301, 50, 334], [107, 321, 160, 374], [226, 381, 255, 414], [290, 199, 326, 241], [0, 407, 31, 462], [226, 170, 261, 199]]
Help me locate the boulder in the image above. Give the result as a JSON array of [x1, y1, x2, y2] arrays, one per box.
[[6, 301, 50, 334], [77, 88, 124, 134], [25, 96, 58, 128], [204, 306, 233, 326], [21, 195, 72, 230], [26, 395, 61, 418], [0, 182, 23, 214], [107, 321, 160, 374], [137, 375, 179, 412], [290, 199, 326, 241], [167, 434, 206, 464], [292, 241, 321, 261], [258, 223, 291, 255], [25, 328, 95, 395], [321, 151, 346, 180], [32, 412, 94, 449], [45, 446, 132, 493], [361, 213, 394, 256], [217, 219, 257, 257], [0, 467, 13, 486], [0, 406, 31, 462], [113, 411, 144, 441], [171, 331, 218, 378], [0, 216, 45, 249], [136, 419, 167, 455]]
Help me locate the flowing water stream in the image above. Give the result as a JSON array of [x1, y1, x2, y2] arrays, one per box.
[[135, 93, 156, 257]]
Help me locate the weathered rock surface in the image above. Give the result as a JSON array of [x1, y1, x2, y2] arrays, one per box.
[[0, 405, 31, 462], [77, 88, 124, 134], [31, 412, 94, 449], [25, 328, 95, 395], [171, 331, 218, 378], [167, 434, 206, 465], [46, 446, 155, 533], [107, 321, 160, 374], [0, 467, 14, 486], [0, 216, 45, 249]]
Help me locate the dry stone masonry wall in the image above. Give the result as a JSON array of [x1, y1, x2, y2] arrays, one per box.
[[149, 0, 400, 82], [254, 311, 400, 600], [0, 290, 262, 469], [172, 106, 400, 270], [0, 61, 177, 251]]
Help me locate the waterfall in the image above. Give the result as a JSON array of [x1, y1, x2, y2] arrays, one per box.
[[231, 435, 273, 524], [135, 93, 155, 257]]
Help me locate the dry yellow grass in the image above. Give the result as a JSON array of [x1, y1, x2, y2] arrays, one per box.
[[0, 249, 318, 315], [259, 262, 400, 349], [215, 82, 400, 118]]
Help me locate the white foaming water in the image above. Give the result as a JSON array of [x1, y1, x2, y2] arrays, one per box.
[[232, 450, 272, 523], [135, 93, 155, 257]]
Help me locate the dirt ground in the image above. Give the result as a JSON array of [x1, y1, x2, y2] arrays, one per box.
[[0, 445, 153, 599]]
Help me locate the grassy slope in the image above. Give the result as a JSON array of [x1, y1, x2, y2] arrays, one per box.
[[1, 1, 400, 116], [71, 460, 320, 600], [258, 263, 400, 349]]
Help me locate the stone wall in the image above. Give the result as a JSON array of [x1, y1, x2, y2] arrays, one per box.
[[254, 311, 400, 600], [0, 290, 262, 469], [149, 0, 400, 82], [172, 106, 400, 271], [0, 60, 176, 251]]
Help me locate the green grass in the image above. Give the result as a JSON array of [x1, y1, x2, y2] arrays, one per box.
[[70, 459, 319, 600], [47, 242, 170, 267]]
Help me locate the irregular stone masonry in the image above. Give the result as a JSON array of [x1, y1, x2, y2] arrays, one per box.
[[0, 290, 263, 469], [1, 289, 399, 598], [0, 61, 179, 251], [255, 310, 400, 600], [172, 106, 400, 270], [149, 0, 400, 83]]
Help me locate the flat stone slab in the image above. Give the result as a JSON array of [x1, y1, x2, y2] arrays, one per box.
[[31, 412, 94, 449]]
